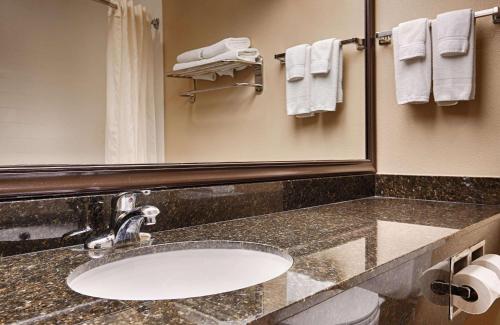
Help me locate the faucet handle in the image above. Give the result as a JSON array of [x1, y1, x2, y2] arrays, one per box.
[[113, 190, 152, 213], [60, 226, 93, 244], [142, 206, 160, 226]]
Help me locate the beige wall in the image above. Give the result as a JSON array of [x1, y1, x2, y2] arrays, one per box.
[[0, 0, 163, 166], [164, 0, 366, 163], [0, 0, 107, 165], [376, 0, 500, 177]]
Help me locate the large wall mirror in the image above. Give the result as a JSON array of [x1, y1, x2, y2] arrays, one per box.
[[0, 0, 374, 197]]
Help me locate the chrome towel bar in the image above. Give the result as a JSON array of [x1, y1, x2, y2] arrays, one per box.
[[375, 6, 500, 45], [274, 37, 365, 63]]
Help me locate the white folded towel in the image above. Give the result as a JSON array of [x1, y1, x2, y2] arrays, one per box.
[[286, 44, 308, 82], [310, 39, 343, 113], [176, 37, 251, 63], [176, 48, 203, 64], [286, 45, 314, 117], [398, 18, 428, 61], [432, 13, 475, 106], [392, 20, 432, 105], [173, 48, 260, 71], [201, 37, 251, 59], [311, 39, 334, 74], [436, 9, 472, 57]]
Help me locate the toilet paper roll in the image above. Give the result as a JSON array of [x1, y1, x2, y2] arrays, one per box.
[[418, 260, 450, 306], [452, 265, 500, 315], [471, 254, 500, 279]]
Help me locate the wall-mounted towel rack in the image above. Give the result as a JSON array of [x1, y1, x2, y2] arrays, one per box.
[[274, 37, 365, 63], [375, 6, 500, 45], [166, 57, 263, 102]]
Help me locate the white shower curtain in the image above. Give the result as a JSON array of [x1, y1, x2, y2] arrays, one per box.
[[105, 0, 163, 164]]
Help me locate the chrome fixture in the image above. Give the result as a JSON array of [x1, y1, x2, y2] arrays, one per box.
[[75, 190, 159, 250], [166, 57, 264, 103], [85, 190, 159, 249], [274, 37, 365, 63], [375, 6, 500, 45], [90, 0, 160, 30], [61, 226, 93, 243]]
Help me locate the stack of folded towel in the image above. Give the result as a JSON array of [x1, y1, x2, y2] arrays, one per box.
[[173, 37, 260, 81], [393, 8, 475, 106], [286, 38, 343, 118]]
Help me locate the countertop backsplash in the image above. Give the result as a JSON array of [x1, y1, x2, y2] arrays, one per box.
[[1, 173, 498, 257], [0, 174, 374, 256]]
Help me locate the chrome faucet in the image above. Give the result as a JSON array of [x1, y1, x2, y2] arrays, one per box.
[[84, 190, 159, 249]]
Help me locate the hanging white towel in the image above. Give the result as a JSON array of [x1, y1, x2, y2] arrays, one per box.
[[398, 18, 428, 61], [311, 39, 334, 74], [176, 37, 251, 63], [432, 12, 475, 106], [436, 9, 472, 57], [286, 44, 308, 82], [173, 48, 260, 71], [105, 0, 162, 164], [286, 45, 314, 117], [337, 45, 343, 103], [392, 20, 432, 105], [310, 39, 342, 113]]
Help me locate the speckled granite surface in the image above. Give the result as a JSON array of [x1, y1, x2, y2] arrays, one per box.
[[376, 175, 500, 205], [1, 198, 498, 325], [0, 175, 374, 256]]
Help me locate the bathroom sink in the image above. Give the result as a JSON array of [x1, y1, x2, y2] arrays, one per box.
[[67, 241, 293, 300]]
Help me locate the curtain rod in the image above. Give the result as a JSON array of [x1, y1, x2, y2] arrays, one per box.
[[89, 0, 160, 30]]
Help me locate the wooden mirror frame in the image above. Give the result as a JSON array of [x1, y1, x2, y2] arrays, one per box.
[[0, 0, 375, 200]]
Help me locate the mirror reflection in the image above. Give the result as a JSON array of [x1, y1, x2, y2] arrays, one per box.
[[0, 0, 366, 165]]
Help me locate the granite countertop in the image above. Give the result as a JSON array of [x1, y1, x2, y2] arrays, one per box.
[[1, 197, 499, 324]]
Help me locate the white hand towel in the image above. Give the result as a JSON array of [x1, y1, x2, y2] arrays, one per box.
[[392, 21, 432, 105], [436, 9, 472, 57], [311, 39, 334, 74], [173, 48, 260, 71], [201, 37, 251, 59], [310, 39, 342, 113], [432, 14, 475, 106], [286, 45, 314, 117], [398, 18, 428, 61], [176, 48, 203, 64], [286, 44, 308, 81]]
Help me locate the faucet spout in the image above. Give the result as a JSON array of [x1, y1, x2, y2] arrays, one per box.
[[113, 205, 159, 245]]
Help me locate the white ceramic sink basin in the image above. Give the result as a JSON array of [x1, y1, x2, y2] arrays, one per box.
[[67, 241, 293, 300]]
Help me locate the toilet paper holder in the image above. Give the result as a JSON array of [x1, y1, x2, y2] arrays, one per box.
[[430, 280, 478, 302], [448, 240, 486, 320]]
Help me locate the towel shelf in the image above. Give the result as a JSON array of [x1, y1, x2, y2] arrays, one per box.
[[180, 82, 263, 99], [375, 6, 500, 45], [166, 57, 263, 102]]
